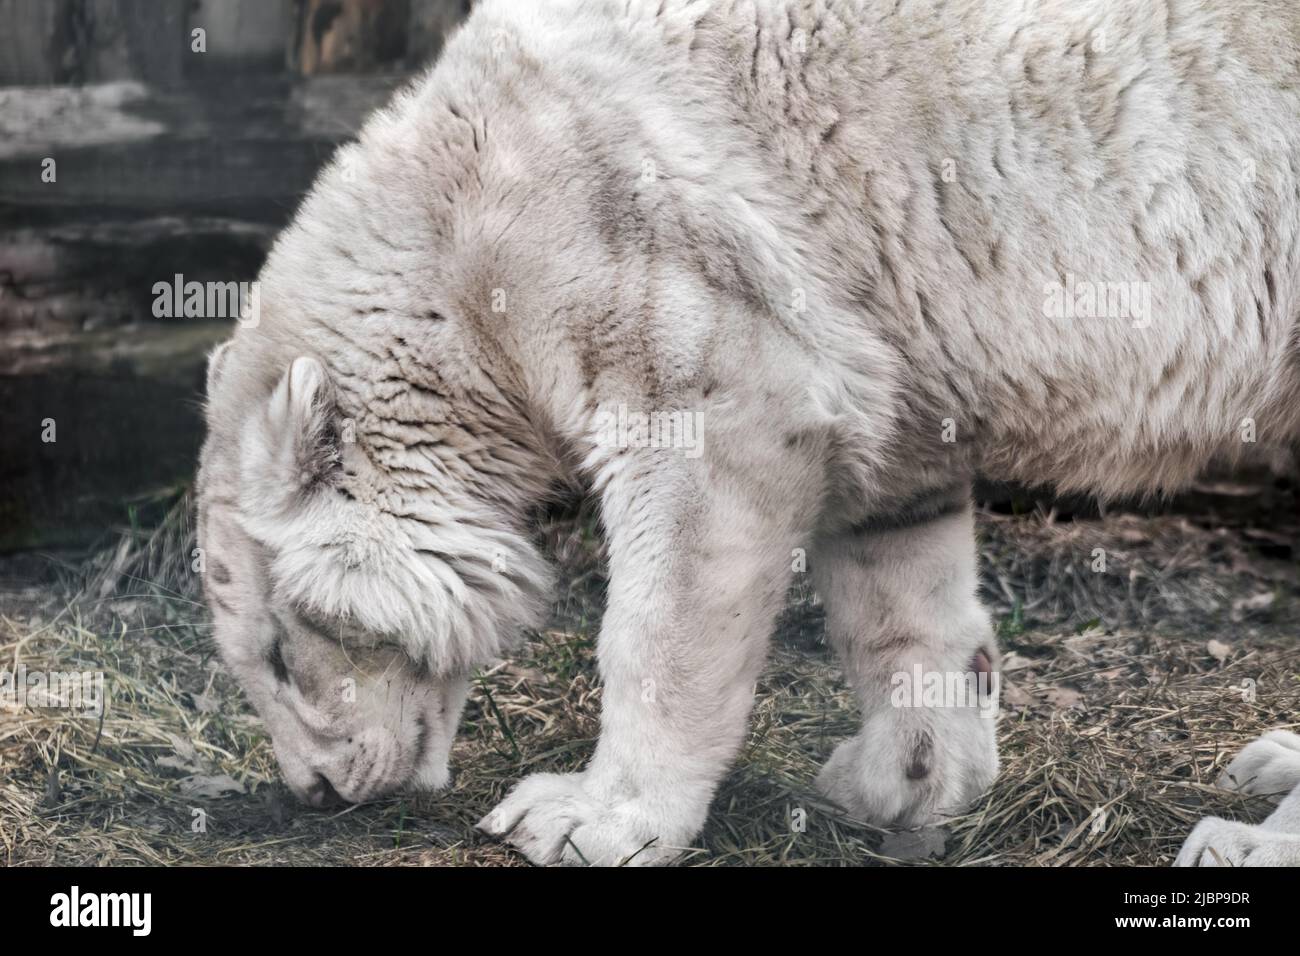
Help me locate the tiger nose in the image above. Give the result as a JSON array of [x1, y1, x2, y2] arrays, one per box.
[[305, 773, 346, 808]]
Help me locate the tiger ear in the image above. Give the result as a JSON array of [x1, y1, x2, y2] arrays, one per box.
[[275, 355, 330, 431], [205, 341, 233, 397], [240, 356, 343, 515]]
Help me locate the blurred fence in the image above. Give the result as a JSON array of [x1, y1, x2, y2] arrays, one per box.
[[0, 0, 472, 84], [0, 1, 473, 549]]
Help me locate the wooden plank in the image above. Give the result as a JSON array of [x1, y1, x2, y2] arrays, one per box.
[[0, 323, 229, 551], [188, 0, 293, 72], [0, 0, 189, 87], [294, 0, 413, 75], [0, 74, 407, 549], [0, 0, 64, 85], [0, 75, 406, 212], [86, 0, 189, 87], [291, 0, 476, 75]]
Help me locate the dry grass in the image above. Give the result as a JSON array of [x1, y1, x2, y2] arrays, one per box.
[[2, 491, 1297, 866]]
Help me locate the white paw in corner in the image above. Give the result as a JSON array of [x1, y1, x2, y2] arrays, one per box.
[[1174, 816, 1300, 867], [1175, 730, 1300, 867], [1216, 730, 1300, 795]]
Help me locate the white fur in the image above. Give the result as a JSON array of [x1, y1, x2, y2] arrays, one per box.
[[1176, 731, 1300, 866], [197, 0, 1300, 863]]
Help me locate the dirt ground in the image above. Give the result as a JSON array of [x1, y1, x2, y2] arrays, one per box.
[[2, 486, 1297, 866]]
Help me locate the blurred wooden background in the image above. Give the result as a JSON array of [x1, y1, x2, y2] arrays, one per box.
[[0, 0, 474, 84], [0, 1, 474, 549]]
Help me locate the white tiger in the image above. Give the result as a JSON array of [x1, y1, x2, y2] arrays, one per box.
[[197, 0, 1300, 865]]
